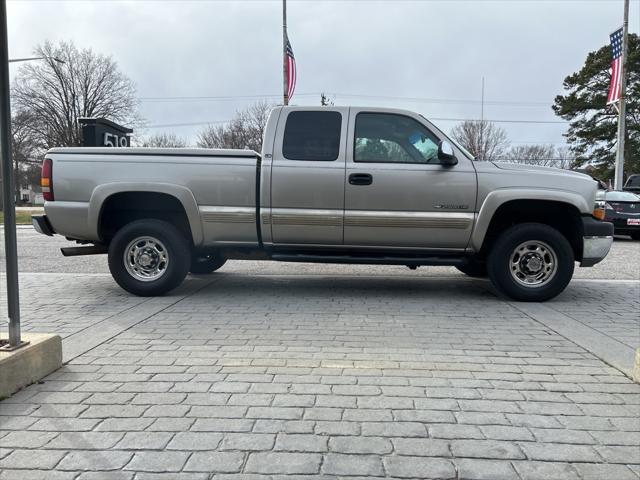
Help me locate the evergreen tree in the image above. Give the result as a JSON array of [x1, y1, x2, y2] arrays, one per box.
[[553, 34, 639, 180]]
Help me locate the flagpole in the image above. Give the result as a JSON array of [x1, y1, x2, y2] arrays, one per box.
[[283, 0, 288, 106], [614, 0, 629, 190]]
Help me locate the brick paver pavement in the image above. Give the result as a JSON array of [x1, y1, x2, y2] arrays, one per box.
[[548, 281, 640, 348], [0, 272, 639, 479]]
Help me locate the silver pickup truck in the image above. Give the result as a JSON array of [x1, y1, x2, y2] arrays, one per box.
[[33, 106, 613, 301]]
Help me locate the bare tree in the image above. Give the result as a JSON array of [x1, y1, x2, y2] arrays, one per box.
[[556, 146, 577, 170], [197, 101, 273, 152], [451, 120, 509, 160], [11, 111, 42, 205], [500, 144, 575, 169], [504, 144, 556, 165], [141, 133, 187, 148], [11, 40, 139, 150]]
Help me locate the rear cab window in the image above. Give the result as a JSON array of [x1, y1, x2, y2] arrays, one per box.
[[283, 111, 342, 161]]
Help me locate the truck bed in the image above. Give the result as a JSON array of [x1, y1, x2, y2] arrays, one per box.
[[45, 147, 261, 246]]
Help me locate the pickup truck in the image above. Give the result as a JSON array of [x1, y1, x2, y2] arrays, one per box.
[[623, 174, 640, 194], [32, 106, 614, 302]]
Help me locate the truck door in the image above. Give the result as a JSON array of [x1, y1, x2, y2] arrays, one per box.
[[344, 109, 476, 250], [269, 108, 348, 245]]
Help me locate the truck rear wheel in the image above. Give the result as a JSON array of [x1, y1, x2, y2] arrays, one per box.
[[108, 219, 190, 296], [190, 255, 226, 274], [487, 223, 574, 302]]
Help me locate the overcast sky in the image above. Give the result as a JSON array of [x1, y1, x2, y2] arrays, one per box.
[[6, 0, 640, 149]]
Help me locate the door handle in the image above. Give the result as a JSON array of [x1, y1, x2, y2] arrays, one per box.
[[349, 173, 373, 186]]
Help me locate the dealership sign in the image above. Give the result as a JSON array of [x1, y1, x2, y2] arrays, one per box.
[[79, 118, 133, 147]]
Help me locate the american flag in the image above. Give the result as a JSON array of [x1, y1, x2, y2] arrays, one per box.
[[286, 36, 296, 101], [607, 27, 623, 104]]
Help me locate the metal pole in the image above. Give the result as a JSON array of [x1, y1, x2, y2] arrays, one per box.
[[614, 0, 629, 190], [0, 0, 23, 349], [283, 0, 288, 106], [480, 76, 485, 159], [480, 76, 485, 124]]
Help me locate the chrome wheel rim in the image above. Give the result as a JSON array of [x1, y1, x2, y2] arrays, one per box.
[[509, 240, 557, 288], [123, 236, 169, 282]]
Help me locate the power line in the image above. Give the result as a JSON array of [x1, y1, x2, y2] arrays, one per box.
[[14, 0, 634, 2], [146, 120, 229, 128], [510, 141, 567, 145], [140, 93, 318, 102], [139, 91, 553, 107], [331, 93, 550, 107], [147, 116, 567, 129], [428, 117, 566, 124]]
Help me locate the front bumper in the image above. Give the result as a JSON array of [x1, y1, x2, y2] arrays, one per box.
[[32, 215, 55, 236], [580, 216, 614, 267]]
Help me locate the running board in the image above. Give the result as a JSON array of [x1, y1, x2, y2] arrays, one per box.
[[61, 246, 108, 257], [270, 253, 467, 267]]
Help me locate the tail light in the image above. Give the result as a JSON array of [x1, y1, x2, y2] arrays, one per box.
[[41, 158, 54, 201]]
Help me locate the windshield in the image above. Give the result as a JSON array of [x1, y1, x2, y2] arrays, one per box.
[[625, 175, 640, 187], [596, 191, 640, 201]]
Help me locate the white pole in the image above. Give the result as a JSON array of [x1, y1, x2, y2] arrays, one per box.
[[614, 0, 629, 190]]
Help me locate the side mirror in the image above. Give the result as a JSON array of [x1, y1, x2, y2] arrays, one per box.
[[438, 140, 458, 166]]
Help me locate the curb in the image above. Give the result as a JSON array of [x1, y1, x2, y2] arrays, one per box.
[[0, 333, 62, 399]]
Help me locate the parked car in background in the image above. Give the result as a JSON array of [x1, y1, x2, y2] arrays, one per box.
[[623, 174, 640, 194], [596, 190, 640, 240]]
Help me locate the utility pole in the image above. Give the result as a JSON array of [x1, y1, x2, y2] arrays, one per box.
[[480, 77, 485, 124], [282, 0, 288, 106], [0, 0, 24, 350], [479, 77, 485, 159], [614, 0, 629, 190]]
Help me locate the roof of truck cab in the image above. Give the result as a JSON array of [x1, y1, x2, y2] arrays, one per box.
[[46, 147, 259, 158], [277, 105, 420, 115]]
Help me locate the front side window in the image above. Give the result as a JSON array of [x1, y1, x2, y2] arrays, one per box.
[[283, 111, 342, 161], [354, 113, 440, 164]]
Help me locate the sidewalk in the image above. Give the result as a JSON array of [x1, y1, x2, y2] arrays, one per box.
[[0, 272, 639, 479]]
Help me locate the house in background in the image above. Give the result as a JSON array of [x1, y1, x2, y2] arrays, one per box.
[[18, 183, 44, 205]]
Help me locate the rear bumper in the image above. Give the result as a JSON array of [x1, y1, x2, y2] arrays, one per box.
[[32, 215, 55, 236], [580, 216, 613, 267]]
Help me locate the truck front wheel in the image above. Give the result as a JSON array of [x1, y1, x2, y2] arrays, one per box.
[[108, 219, 190, 296], [487, 223, 574, 302]]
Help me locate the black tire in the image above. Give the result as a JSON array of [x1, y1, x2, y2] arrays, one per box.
[[456, 260, 488, 278], [487, 223, 574, 302], [190, 255, 226, 274], [630, 232, 640, 241], [108, 219, 190, 296]]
